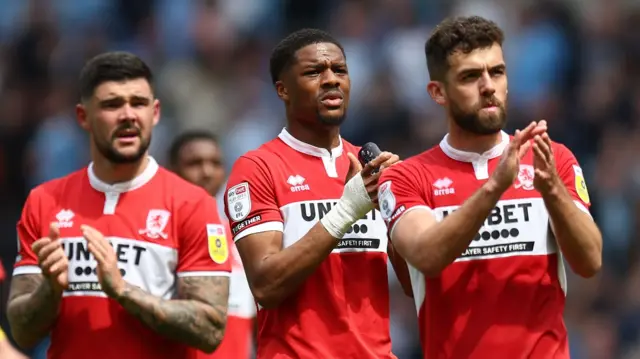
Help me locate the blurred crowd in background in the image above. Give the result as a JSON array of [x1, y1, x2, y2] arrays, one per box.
[[0, 0, 638, 358]]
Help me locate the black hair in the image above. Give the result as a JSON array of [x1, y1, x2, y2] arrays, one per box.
[[168, 130, 219, 166], [79, 51, 153, 101], [425, 16, 505, 81], [269, 28, 345, 84]]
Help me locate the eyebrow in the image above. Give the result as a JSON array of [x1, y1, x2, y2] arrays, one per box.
[[98, 95, 151, 105], [458, 64, 506, 77]]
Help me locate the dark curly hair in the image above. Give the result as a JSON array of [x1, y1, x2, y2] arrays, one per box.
[[269, 28, 345, 85], [79, 51, 153, 101], [425, 16, 504, 82]]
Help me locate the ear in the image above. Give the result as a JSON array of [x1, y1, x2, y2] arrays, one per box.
[[275, 81, 289, 101], [153, 98, 161, 126], [76, 103, 90, 131], [427, 81, 446, 106]]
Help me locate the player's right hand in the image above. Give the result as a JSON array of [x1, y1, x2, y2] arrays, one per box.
[[346, 151, 399, 203], [32, 223, 69, 291], [490, 121, 547, 192]]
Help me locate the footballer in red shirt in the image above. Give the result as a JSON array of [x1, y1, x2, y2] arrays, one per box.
[[378, 16, 603, 359], [224, 29, 410, 359], [7, 52, 231, 359], [170, 131, 256, 359]]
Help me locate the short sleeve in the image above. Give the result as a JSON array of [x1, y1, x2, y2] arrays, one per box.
[[224, 155, 283, 242], [554, 143, 591, 215], [176, 194, 231, 277], [14, 189, 43, 276], [378, 163, 434, 239]]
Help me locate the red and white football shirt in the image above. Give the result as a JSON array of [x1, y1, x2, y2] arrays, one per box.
[[378, 132, 591, 359], [224, 128, 394, 359], [201, 223, 255, 359], [14, 157, 231, 359]]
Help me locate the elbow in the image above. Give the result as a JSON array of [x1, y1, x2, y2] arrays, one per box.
[[420, 265, 445, 279], [199, 316, 228, 353], [252, 287, 282, 309], [6, 312, 37, 350], [574, 257, 602, 279], [8, 329, 38, 350]]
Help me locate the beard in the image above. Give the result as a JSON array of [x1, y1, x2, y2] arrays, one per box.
[[450, 97, 507, 135], [94, 124, 151, 164], [317, 109, 346, 126]]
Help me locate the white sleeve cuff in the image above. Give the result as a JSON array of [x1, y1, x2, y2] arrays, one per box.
[[176, 271, 231, 277], [574, 200, 592, 218], [12, 265, 41, 276], [235, 221, 283, 242], [389, 205, 433, 240]]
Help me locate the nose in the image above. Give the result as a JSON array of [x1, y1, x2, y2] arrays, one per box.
[[201, 163, 215, 179], [321, 69, 340, 89], [118, 103, 137, 121], [479, 71, 495, 97]]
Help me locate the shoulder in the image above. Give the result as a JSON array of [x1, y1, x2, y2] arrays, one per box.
[[156, 167, 212, 206], [27, 168, 88, 204], [232, 140, 286, 171], [382, 147, 440, 181], [550, 140, 580, 166]]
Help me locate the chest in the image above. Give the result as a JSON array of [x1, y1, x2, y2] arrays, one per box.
[[44, 190, 181, 298], [427, 158, 554, 262], [271, 154, 389, 255]]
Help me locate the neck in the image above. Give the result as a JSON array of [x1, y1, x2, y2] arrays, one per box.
[[447, 122, 504, 154], [91, 152, 150, 185], [286, 117, 341, 151]]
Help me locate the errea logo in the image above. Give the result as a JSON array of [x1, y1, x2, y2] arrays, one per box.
[[433, 177, 455, 196], [56, 209, 74, 228], [287, 175, 310, 192]]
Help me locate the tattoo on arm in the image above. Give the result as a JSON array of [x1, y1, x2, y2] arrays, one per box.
[[7, 275, 62, 348], [117, 276, 229, 353]]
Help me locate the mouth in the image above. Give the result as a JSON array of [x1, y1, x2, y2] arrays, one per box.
[[319, 91, 344, 108], [481, 102, 500, 112], [114, 128, 141, 143]]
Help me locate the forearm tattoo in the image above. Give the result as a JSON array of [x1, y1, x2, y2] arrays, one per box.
[[7, 275, 62, 347], [117, 276, 230, 352]]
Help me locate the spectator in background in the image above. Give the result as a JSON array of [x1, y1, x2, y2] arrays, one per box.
[[169, 130, 256, 359]]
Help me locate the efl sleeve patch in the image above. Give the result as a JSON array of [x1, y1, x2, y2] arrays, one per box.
[[226, 182, 251, 222], [207, 224, 229, 264], [378, 181, 397, 221], [572, 165, 590, 204]]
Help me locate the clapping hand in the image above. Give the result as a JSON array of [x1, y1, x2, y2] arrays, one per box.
[[531, 122, 562, 196], [32, 223, 68, 293], [490, 121, 547, 192], [81, 225, 126, 299]]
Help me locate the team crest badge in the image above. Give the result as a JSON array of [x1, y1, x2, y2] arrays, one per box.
[[207, 224, 229, 264], [139, 209, 170, 239], [514, 165, 535, 191]]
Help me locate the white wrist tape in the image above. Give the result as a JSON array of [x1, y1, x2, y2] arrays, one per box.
[[320, 173, 374, 239]]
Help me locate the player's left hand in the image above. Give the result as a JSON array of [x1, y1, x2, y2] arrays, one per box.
[[81, 224, 127, 298], [532, 129, 562, 196]]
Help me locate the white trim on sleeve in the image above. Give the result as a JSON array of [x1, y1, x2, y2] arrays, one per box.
[[574, 200, 592, 218], [389, 205, 434, 240], [12, 265, 42, 276], [176, 271, 231, 278], [234, 221, 284, 242]]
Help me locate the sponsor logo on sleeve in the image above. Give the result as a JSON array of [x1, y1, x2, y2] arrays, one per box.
[[573, 165, 590, 204], [378, 181, 396, 221], [207, 224, 229, 264], [227, 182, 251, 221]]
